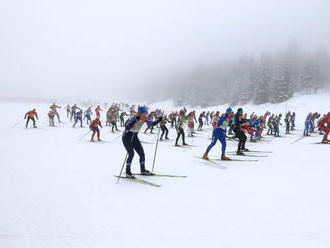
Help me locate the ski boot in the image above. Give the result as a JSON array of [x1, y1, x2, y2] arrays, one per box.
[[140, 165, 153, 175], [202, 152, 209, 160], [236, 150, 245, 155], [97, 138, 102, 141], [221, 154, 231, 161], [242, 148, 250, 152], [126, 167, 135, 178], [321, 140, 329, 144], [182, 143, 189, 146]]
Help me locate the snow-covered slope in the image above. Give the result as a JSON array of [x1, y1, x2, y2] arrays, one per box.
[[0, 93, 329, 248]]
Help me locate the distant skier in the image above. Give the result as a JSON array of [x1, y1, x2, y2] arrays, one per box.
[[122, 106, 162, 177], [197, 111, 205, 131], [303, 113, 312, 136], [160, 115, 169, 140], [202, 108, 234, 160], [175, 110, 189, 146], [284, 113, 290, 134], [73, 110, 83, 128], [66, 105, 71, 118], [273, 114, 282, 137], [120, 111, 128, 127], [48, 110, 55, 127], [24, 109, 38, 128], [89, 117, 103, 142], [233, 108, 249, 155], [50, 103, 61, 122], [84, 107, 93, 124], [95, 105, 102, 119], [290, 112, 296, 130], [319, 113, 330, 143]]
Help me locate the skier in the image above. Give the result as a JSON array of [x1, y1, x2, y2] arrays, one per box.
[[70, 104, 80, 121], [205, 111, 210, 125], [89, 117, 103, 142], [290, 112, 296, 131], [202, 108, 234, 160], [24, 109, 38, 128], [197, 111, 205, 131], [318, 113, 330, 143], [84, 107, 93, 124], [175, 109, 189, 146], [48, 110, 55, 127], [120, 111, 128, 127], [95, 105, 102, 119], [50, 103, 61, 122], [110, 109, 119, 132], [160, 115, 169, 140], [267, 114, 274, 135], [144, 112, 156, 134], [73, 109, 83, 128], [303, 113, 312, 136], [284, 113, 291, 134], [273, 114, 282, 137], [233, 108, 249, 155], [122, 106, 162, 177], [66, 105, 71, 118]]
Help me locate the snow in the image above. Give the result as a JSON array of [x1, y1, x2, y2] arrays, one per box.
[[0, 93, 330, 248]]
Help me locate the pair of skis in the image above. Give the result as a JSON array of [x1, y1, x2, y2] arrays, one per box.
[[115, 173, 187, 187]]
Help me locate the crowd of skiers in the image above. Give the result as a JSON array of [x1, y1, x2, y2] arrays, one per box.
[[23, 103, 330, 178]]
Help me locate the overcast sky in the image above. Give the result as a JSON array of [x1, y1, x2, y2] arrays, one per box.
[[0, 0, 329, 102]]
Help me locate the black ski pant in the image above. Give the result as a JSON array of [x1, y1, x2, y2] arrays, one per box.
[[175, 127, 186, 145], [233, 127, 247, 151], [145, 124, 154, 133], [198, 118, 203, 130], [160, 124, 169, 139], [120, 117, 125, 126], [111, 121, 118, 132], [122, 132, 145, 170], [26, 117, 36, 128]]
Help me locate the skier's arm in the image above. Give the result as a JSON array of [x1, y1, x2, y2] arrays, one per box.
[[24, 113, 28, 119]]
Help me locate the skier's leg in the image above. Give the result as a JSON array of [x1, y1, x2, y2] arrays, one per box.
[[132, 137, 146, 172], [165, 126, 169, 139], [122, 134, 135, 168]]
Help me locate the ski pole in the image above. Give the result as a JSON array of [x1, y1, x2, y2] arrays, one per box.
[[11, 119, 24, 128], [78, 130, 91, 141], [151, 113, 164, 173], [151, 126, 161, 173]]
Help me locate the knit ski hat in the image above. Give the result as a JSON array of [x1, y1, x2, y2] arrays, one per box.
[[226, 108, 233, 113], [138, 106, 147, 114]]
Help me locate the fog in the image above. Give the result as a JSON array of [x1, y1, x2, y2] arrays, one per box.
[[0, 0, 329, 103]]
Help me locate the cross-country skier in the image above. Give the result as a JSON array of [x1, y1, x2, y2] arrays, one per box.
[[160, 115, 169, 140], [50, 103, 61, 122], [318, 113, 330, 143], [233, 108, 249, 155], [89, 117, 103, 142], [267, 114, 274, 135], [290, 112, 296, 130], [48, 110, 55, 127], [304, 113, 312, 136], [71, 104, 80, 121], [175, 109, 189, 146], [66, 105, 71, 118], [202, 108, 234, 160], [284, 113, 290, 134], [120, 111, 128, 127], [73, 110, 83, 128], [197, 111, 205, 131], [84, 107, 93, 124], [95, 105, 102, 119], [24, 109, 38, 128], [273, 114, 282, 137], [122, 106, 162, 177]]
